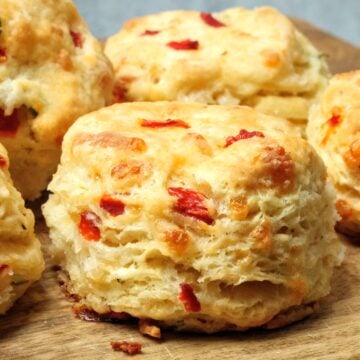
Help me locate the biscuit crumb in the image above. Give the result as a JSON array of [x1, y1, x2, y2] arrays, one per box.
[[111, 340, 142, 355], [139, 319, 161, 339]]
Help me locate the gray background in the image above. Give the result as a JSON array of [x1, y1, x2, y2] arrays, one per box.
[[74, 0, 360, 46]]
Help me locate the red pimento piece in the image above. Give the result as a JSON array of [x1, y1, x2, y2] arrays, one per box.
[[141, 119, 190, 129], [200, 12, 225, 28], [225, 129, 265, 147], [79, 211, 101, 241], [70, 31, 83, 48], [141, 30, 160, 36], [112, 86, 127, 104], [100, 195, 125, 216], [0, 155, 7, 168], [167, 39, 199, 51], [179, 283, 201, 312], [168, 187, 213, 225], [0, 109, 20, 137], [321, 112, 342, 145], [0, 48, 7, 63], [327, 114, 341, 127], [0, 264, 9, 273]]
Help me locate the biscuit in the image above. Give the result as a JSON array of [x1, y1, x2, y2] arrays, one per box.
[[0, 0, 113, 200], [105, 7, 329, 126], [43, 102, 343, 333], [307, 71, 360, 236], [0, 144, 44, 315]]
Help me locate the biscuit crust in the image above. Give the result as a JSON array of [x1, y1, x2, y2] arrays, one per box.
[[0, 0, 113, 199], [43, 102, 343, 332]]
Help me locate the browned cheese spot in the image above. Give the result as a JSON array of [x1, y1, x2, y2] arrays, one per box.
[[287, 278, 308, 303], [343, 138, 360, 170], [261, 145, 295, 192], [335, 199, 353, 221], [111, 160, 150, 187], [229, 195, 249, 220], [183, 132, 213, 156], [164, 230, 190, 255], [57, 49, 73, 71], [251, 220, 272, 251], [73, 132, 147, 152], [262, 50, 281, 68]]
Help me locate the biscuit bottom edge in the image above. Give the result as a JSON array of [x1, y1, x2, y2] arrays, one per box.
[[56, 268, 319, 336]]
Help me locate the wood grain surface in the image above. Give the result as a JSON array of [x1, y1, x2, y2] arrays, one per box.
[[1, 20, 360, 360]]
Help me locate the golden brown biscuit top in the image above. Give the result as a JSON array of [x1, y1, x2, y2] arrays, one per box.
[[56, 102, 327, 267], [63, 102, 308, 201], [0, 0, 113, 141], [105, 7, 328, 113]]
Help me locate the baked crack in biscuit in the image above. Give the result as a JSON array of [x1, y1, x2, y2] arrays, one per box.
[[308, 71, 360, 236], [105, 7, 329, 127], [0, 144, 44, 315], [0, 0, 113, 199], [43, 102, 343, 333]]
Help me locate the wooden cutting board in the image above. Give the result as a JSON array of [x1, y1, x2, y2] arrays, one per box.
[[1, 19, 360, 360]]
